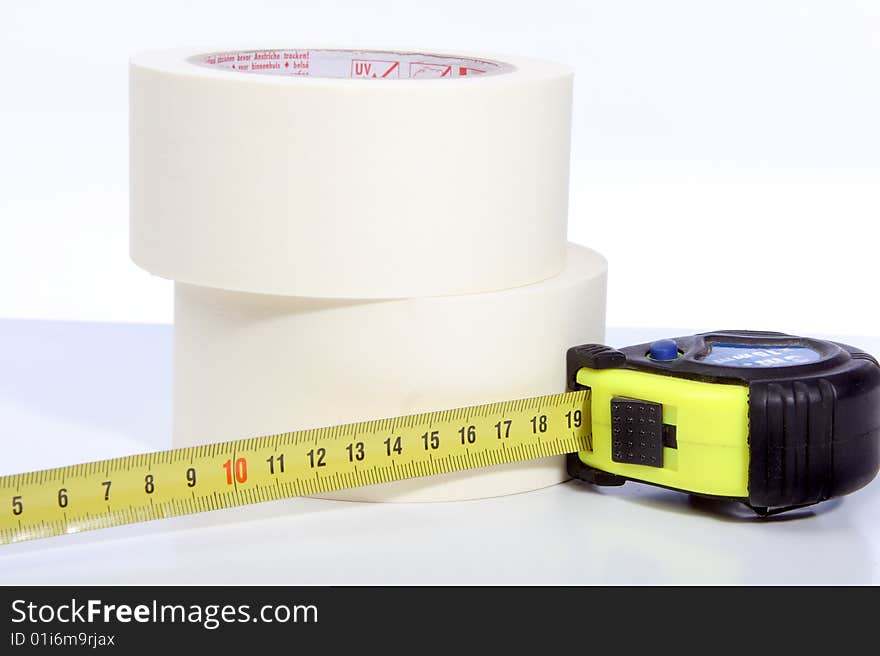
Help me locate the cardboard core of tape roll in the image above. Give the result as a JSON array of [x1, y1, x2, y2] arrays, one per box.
[[192, 48, 516, 79], [172, 244, 606, 502]]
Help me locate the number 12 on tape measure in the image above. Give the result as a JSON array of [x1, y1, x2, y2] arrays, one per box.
[[0, 391, 592, 544]]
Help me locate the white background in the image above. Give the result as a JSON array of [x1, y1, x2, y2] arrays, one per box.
[[1, 0, 878, 333], [1, 4, 879, 584]]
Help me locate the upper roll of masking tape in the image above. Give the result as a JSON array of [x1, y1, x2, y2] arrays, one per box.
[[130, 47, 573, 298]]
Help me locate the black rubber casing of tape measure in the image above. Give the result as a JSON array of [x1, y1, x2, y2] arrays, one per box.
[[566, 330, 880, 513]]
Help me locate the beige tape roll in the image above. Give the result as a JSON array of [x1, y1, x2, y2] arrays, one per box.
[[130, 47, 572, 298], [172, 244, 606, 502]]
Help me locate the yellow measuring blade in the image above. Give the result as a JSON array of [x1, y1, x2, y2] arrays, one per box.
[[0, 390, 591, 545]]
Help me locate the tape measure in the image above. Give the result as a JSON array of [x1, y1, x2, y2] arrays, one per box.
[[567, 330, 880, 514], [2, 331, 878, 545], [0, 391, 591, 544]]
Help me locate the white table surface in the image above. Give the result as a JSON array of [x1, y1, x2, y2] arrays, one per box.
[[0, 320, 877, 585]]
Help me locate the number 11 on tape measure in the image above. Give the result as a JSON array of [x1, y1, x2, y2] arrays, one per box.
[[0, 391, 592, 544]]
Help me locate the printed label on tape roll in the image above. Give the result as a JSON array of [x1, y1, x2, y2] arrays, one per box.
[[192, 49, 515, 79]]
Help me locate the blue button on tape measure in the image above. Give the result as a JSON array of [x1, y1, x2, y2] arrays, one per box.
[[648, 338, 680, 361]]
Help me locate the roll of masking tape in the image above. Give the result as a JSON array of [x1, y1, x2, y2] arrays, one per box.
[[130, 47, 572, 298], [172, 244, 606, 501]]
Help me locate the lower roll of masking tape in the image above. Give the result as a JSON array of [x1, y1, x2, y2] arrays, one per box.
[[173, 244, 607, 501]]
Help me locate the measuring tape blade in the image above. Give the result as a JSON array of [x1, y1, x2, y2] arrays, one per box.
[[0, 390, 591, 545]]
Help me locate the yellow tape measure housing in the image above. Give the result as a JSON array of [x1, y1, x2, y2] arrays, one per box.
[[0, 391, 591, 544]]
